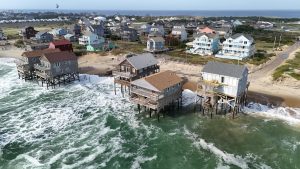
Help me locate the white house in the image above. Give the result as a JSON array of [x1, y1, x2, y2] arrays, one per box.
[[216, 34, 255, 60], [187, 33, 220, 56], [79, 31, 104, 45], [171, 25, 188, 41], [232, 20, 243, 27], [201, 61, 249, 98]]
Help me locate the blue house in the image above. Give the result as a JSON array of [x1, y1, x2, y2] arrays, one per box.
[[35, 32, 54, 43], [51, 28, 68, 37]]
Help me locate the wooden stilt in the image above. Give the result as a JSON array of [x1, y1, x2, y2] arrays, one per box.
[[138, 104, 141, 114]]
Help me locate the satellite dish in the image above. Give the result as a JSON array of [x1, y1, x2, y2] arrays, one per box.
[[56, 4, 59, 9]]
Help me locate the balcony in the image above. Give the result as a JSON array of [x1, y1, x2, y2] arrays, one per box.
[[17, 64, 31, 74], [34, 64, 50, 71], [131, 88, 161, 101], [112, 71, 135, 78], [130, 96, 158, 110]]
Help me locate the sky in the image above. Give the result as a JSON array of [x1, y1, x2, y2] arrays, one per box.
[[0, 0, 300, 10]]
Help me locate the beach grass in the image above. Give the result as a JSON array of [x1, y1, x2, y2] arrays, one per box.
[[111, 40, 145, 55], [273, 52, 300, 80]]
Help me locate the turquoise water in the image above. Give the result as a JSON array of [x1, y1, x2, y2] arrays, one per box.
[[0, 58, 300, 169]]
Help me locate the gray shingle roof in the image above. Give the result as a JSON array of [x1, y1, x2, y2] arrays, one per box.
[[126, 53, 158, 70], [230, 33, 254, 41], [149, 37, 165, 42], [202, 61, 247, 78], [195, 33, 218, 39]]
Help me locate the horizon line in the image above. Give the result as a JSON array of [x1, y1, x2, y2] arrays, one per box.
[[1, 9, 300, 11]]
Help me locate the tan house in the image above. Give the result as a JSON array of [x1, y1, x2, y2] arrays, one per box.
[[130, 71, 183, 114]]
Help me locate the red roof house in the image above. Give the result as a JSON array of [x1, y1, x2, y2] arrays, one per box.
[[198, 27, 216, 34], [49, 39, 73, 52]]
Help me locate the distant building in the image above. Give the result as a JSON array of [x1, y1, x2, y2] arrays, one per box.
[[187, 33, 220, 56], [73, 24, 82, 37], [79, 31, 104, 45], [197, 27, 216, 34], [120, 26, 138, 42], [49, 39, 73, 52], [88, 24, 105, 37], [146, 37, 167, 53], [232, 20, 243, 27], [201, 61, 249, 98], [130, 71, 183, 112], [64, 34, 77, 42], [35, 32, 53, 43], [214, 27, 232, 37], [171, 25, 188, 41], [50, 28, 68, 37], [140, 24, 152, 36], [216, 34, 255, 60], [149, 25, 165, 37], [255, 21, 274, 29], [19, 26, 38, 39]]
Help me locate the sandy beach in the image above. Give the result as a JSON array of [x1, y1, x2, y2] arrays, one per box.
[[1, 46, 299, 107]]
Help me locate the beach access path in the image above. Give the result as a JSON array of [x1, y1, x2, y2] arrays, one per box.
[[248, 42, 300, 107]]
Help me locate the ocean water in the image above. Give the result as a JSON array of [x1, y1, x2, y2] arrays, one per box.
[[3, 10, 300, 18], [0, 58, 300, 169]]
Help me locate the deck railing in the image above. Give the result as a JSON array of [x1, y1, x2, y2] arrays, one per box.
[[130, 97, 158, 110], [131, 88, 161, 101], [34, 64, 50, 71], [112, 71, 135, 78]]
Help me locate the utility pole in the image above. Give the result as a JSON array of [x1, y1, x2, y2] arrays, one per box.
[[278, 33, 282, 48], [273, 36, 277, 51]]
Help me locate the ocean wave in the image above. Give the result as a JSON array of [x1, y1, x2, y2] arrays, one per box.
[[243, 102, 300, 125], [183, 126, 250, 169]]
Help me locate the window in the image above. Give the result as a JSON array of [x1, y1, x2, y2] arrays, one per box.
[[55, 62, 60, 67], [121, 66, 125, 71], [244, 41, 248, 44], [221, 76, 225, 83]]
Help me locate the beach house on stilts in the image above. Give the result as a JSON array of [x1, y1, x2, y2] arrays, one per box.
[[130, 71, 183, 121], [194, 61, 249, 118], [17, 49, 61, 80], [34, 51, 79, 89], [113, 53, 160, 96]]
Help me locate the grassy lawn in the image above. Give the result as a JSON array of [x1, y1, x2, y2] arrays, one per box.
[[166, 49, 242, 65], [111, 41, 145, 55], [2, 23, 73, 39], [273, 52, 300, 80]]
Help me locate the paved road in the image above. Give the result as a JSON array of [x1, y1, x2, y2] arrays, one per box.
[[250, 42, 300, 80]]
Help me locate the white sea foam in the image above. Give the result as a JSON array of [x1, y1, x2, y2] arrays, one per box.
[[181, 89, 198, 106], [131, 155, 157, 169], [181, 87, 300, 125], [183, 126, 249, 169], [244, 102, 300, 125]]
